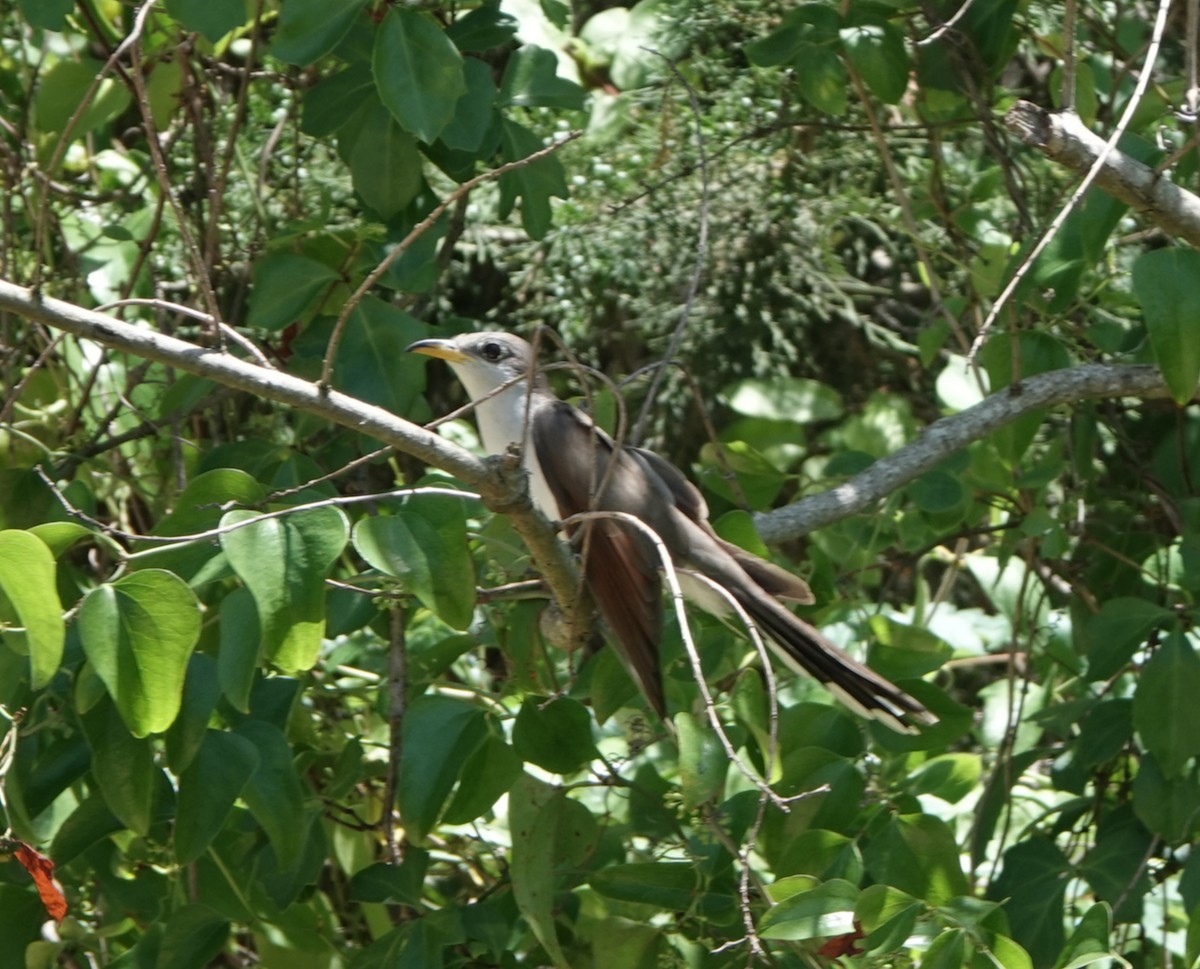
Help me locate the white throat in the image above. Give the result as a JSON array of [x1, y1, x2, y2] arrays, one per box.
[[455, 370, 560, 520]]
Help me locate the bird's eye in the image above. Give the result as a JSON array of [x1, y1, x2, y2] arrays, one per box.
[[481, 341, 504, 361]]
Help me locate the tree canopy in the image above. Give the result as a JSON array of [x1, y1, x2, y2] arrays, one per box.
[[2, 1, 1200, 967]]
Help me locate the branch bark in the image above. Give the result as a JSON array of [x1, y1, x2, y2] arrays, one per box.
[[755, 363, 1173, 542], [1005, 100, 1200, 247], [1, 277, 1178, 567], [0, 278, 585, 639]]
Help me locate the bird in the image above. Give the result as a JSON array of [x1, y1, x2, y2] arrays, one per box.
[[407, 332, 937, 732]]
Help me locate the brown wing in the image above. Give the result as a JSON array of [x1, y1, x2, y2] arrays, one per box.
[[531, 400, 666, 715]]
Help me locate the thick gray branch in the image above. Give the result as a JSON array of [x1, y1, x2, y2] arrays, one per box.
[[0, 278, 583, 626], [1005, 100, 1200, 246], [1, 279, 1178, 568], [754, 363, 1173, 543]]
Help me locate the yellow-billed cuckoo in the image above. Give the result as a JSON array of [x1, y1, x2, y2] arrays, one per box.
[[408, 332, 936, 732]]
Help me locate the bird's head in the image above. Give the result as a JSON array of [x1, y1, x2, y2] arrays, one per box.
[[406, 332, 538, 402]]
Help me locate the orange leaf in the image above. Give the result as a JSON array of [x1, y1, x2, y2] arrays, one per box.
[[816, 921, 865, 959], [15, 842, 68, 923]]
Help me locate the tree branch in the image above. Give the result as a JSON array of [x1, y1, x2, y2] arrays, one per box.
[[2, 277, 1179, 580], [755, 363, 1174, 542], [0, 277, 584, 639], [1005, 100, 1200, 247]]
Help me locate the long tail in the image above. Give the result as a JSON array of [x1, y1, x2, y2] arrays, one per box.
[[739, 594, 937, 733]]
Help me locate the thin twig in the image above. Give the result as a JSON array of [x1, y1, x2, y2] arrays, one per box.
[[970, 0, 1174, 361], [631, 51, 709, 446], [319, 132, 583, 387]]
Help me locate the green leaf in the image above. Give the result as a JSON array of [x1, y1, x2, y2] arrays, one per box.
[[979, 331, 1072, 463], [1132, 248, 1200, 404], [175, 730, 260, 864], [907, 468, 966, 514], [442, 733, 522, 824], [17, 0, 73, 29], [273, 0, 367, 66], [498, 119, 569, 240], [1078, 807, 1152, 922], [510, 774, 592, 969], [759, 878, 859, 941], [1133, 629, 1200, 776], [921, 929, 968, 969], [373, 7, 467, 144], [1074, 698, 1132, 769], [987, 836, 1070, 967], [332, 298, 428, 414], [0, 530, 64, 688], [156, 905, 230, 969], [512, 696, 597, 775], [675, 711, 728, 810], [863, 814, 968, 905], [165, 653, 220, 774], [80, 697, 157, 836], [235, 720, 309, 870], [590, 863, 699, 910], [348, 101, 424, 218], [33, 59, 131, 145], [499, 45, 585, 110], [165, 0, 247, 42], [1132, 753, 1200, 844], [349, 849, 430, 905], [841, 20, 909, 104], [300, 64, 374, 137], [439, 57, 498, 153], [217, 587, 259, 713], [78, 570, 202, 737], [722, 376, 843, 422], [795, 44, 847, 115], [909, 753, 982, 804], [446, 4, 519, 51], [1082, 597, 1173, 681], [246, 253, 339, 331], [28, 521, 91, 557], [866, 616, 953, 679], [1056, 903, 1114, 969], [396, 696, 487, 842], [746, 5, 838, 66], [352, 495, 474, 630], [221, 506, 349, 672]]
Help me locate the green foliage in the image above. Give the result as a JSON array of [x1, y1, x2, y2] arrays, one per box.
[[3, 0, 1200, 966]]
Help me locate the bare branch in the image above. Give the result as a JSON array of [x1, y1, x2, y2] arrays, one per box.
[[1005, 100, 1200, 247], [755, 363, 1175, 542], [0, 277, 583, 633]]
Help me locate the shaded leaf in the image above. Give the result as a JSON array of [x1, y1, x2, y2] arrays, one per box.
[[1132, 247, 1200, 404], [235, 721, 309, 870], [274, 0, 367, 65], [396, 695, 487, 843], [675, 711, 727, 809], [987, 836, 1070, 967], [175, 731, 260, 864], [863, 814, 968, 905], [80, 698, 157, 836], [513, 696, 597, 775], [1132, 629, 1200, 776]]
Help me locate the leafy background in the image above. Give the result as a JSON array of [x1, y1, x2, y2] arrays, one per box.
[[2, 0, 1200, 966]]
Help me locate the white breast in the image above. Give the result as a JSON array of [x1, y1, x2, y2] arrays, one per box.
[[466, 378, 561, 522]]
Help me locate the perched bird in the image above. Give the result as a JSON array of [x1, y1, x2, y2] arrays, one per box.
[[408, 332, 936, 732]]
